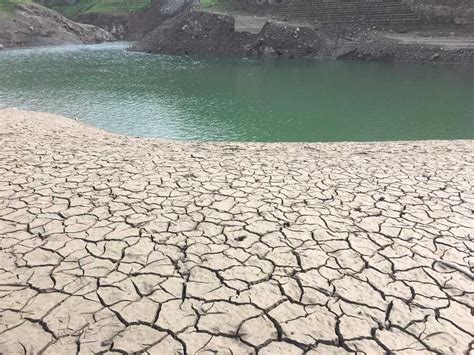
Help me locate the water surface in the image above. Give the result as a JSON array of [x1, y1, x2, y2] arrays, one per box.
[[0, 42, 473, 142]]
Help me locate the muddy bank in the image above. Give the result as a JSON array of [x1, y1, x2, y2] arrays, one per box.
[[131, 11, 474, 65], [0, 3, 114, 49]]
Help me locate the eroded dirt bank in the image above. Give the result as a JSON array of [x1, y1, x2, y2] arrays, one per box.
[[0, 108, 473, 354], [131, 10, 474, 65], [0, 3, 113, 49]]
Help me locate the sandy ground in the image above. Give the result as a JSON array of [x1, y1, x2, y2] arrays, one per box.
[[0, 109, 473, 354]]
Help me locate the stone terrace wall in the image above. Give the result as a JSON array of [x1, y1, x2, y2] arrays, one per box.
[[402, 0, 474, 24], [227, 0, 421, 28], [228, 0, 473, 25]]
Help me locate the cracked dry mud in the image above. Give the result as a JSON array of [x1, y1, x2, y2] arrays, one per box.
[[0, 109, 473, 355]]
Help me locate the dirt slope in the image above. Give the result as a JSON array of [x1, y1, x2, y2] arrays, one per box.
[[0, 3, 114, 49]]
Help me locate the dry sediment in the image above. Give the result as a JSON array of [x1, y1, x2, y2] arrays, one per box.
[[0, 109, 473, 354]]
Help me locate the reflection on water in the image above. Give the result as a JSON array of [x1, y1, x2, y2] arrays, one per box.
[[0, 42, 473, 142]]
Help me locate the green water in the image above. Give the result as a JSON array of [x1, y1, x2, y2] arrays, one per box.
[[0, 42, 473, 142]]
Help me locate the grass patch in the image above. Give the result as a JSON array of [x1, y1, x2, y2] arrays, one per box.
[[200, 0, 227, 8], [49, 0, 152, 18]]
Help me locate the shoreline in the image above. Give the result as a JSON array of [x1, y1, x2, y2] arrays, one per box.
[[2, 108, 474, 145], [3, 39, 474, 67]]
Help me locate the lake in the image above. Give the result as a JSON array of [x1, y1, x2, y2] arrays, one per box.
[[1, 42, 473, 142]]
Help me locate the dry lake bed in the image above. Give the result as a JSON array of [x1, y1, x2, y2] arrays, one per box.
[[0, 109, 473, 354]]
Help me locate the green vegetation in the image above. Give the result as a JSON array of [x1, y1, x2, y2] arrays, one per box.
[[0, 0, 227, 16], [0, 0, 32, 12], [49, 0, 152, 18], [200, 0, 226, 8]]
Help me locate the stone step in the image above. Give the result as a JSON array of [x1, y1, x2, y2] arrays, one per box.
[[230, 5, 414, 14], [318, 18, 422, 24], [230, 2, 409, 9], [286, 11, 419, 18], [289, 10, 419, 17], [227, 0, 421, 28]]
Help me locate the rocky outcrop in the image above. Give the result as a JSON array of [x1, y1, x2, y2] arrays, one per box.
[[132, 11, 337, 58], [248, 22, 334, 58], [0, 3, 114, 49]]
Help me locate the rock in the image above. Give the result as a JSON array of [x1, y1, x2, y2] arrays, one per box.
[[336, 48, 358, 60], [430, 53, 440, 61], [337, 48, 395, 63]]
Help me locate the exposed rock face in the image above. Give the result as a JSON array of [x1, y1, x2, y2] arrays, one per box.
[[0, 3, 114, 48]]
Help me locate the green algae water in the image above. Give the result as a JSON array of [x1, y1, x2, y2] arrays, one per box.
[[1, 42, 473, 142]]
